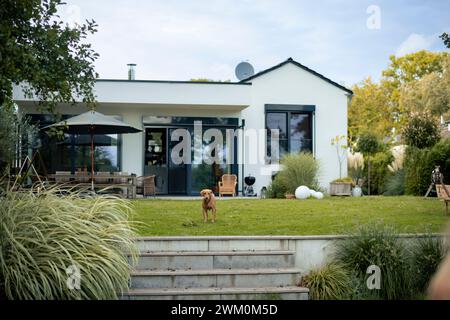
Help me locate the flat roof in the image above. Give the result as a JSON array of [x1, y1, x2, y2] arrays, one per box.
[[96, 79, 251, 85]]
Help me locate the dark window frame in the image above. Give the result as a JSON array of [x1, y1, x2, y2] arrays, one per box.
[[265, 104, 315, 163]]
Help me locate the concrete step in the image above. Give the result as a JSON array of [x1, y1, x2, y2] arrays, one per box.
[[130, 268, 302, 289], [134, 250, 295, 270], [136, 236, 293, 252], [122, 286, 309, 300]]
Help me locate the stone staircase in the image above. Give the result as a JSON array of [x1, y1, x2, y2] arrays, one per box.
[[122, 237, 309, 300]]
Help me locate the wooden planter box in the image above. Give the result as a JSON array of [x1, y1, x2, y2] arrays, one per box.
[[329, 182, 352, 196]]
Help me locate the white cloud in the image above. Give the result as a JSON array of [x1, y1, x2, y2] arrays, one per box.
[[395, 33, 436, 57]]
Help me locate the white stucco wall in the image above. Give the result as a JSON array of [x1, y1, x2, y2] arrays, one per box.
[[241, 63, 349, 193]]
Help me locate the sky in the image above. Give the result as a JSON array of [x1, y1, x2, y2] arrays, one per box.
[[60, 0, 450, 87]]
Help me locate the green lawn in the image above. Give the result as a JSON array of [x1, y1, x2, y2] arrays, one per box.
[[132, 196, 450, 236]]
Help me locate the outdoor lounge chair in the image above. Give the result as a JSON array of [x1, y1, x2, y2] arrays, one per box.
[[436, 184, 450, 215], [137, 175, 156, 197], [218, 174, 237, 197]]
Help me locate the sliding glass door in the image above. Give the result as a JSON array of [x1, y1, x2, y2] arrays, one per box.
[[143, 117, 238, 195]]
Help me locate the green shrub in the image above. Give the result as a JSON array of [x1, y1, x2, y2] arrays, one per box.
[[356, 132, 381, 156], [267, 152, 320, 198], [266, 178, 286, 199], [404, 138, 450, 195], [402, 112, 441, 149], [0, 186, 138, 299], [301, 261, 352, 300], [409, 235, 447, 293], [361, 151, 394, 195], [383, 169, 405, 196], [334, 224, 412, 300]]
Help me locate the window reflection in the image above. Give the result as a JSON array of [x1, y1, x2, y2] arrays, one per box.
[[266, 111, 313, 163], [30, 115, 121, 174]]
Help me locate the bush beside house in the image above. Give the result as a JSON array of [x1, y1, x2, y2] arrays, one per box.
[[267, 152, 320, 198]]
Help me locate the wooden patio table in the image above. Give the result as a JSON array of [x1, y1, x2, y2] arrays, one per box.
[[47, 173, 137, 199]]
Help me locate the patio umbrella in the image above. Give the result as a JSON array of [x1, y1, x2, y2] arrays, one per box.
[[44, 110, 141, 190]]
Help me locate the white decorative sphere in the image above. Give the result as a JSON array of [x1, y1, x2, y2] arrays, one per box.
[[313, 191, 324, 199], [295, 186, 310, 199]]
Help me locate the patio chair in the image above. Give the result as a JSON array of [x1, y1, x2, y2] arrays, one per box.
[[218, 174, 237, 197], [137, 175, 156, 197], [436, 184, 450, 215], [55, 171, 71, 184]]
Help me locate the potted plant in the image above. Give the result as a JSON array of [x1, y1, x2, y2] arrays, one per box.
[[348, 151, 365, 197], [329, 177, 353, 196]]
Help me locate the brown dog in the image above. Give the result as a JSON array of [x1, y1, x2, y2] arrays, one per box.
[[200, 189, 217, 223]]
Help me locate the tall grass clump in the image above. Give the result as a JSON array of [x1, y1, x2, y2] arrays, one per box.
[[301, 261, 352, 300], [267, 152, 320, 198], [334, 224, 412, 300], [409, 235, 447, 293], [383, 169, 405, 196], [0, 186, 138, 300]]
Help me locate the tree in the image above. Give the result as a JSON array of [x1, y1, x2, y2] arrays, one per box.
[[189, 78, 231, 82], [0, 0, 99, 172], [441, 33, 450, 49], [348, 78, 392, 142], [355, 132, 380, 195], [349, 51, 449, 143], [381, 51, 449, 127], [330, 135, 348, 179], [0, 0, 98, 111], [382, 50, 448, 85], [402, 112, 440, 149], [399, 56, 450, 119]]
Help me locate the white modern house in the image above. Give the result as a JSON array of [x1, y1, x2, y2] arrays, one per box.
[[13, 57, 352, 195]]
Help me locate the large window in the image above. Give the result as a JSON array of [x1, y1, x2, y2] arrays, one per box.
[[265, 105, 314, 163], [29, 115, 121, 174]]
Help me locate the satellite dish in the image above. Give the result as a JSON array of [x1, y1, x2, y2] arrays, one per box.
[[235, 61, 255, 80]]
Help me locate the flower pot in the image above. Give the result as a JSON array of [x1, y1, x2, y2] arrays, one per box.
[[352, 186, 362, 197], [329, 182, 352, 196]]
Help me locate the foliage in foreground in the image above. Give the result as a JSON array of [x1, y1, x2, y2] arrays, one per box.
[[0, 186, 138, 300], [410, 235, 448, 292], [301, 261, 352, 300], [267, 152, 320, 198], [334, 225, 412, 300]]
